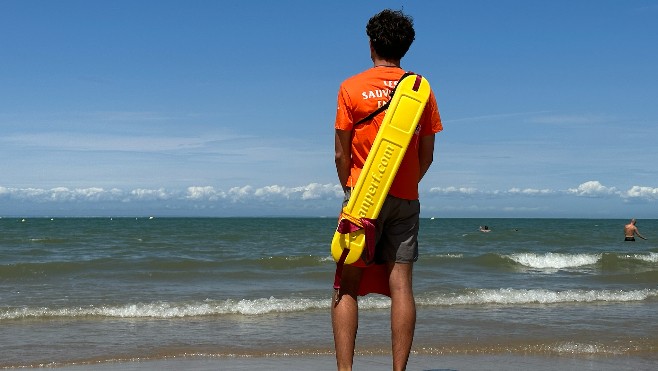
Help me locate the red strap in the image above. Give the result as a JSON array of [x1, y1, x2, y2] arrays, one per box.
[[412, 74, 423, 91], [360, 218, 376, 263], [333, 248, 350, 290], [337, 218, 361, 233]]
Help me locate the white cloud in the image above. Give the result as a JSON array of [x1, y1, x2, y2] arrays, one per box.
[[130, 188, 171, 201], [298, 183, 342, 200], [186, 186, 225, 201], [254, 185, 288, 198], [567, 181, 619, 197], [227, 186, 254, 201], [233, 183, 340, 201], [429, 186, 554, 197], [0, 183, 344, 205], [623, 186, 658, 200], [507, 187, 554, 196], [429, 181, 657, 201], [429, 186, 479, 195], [0, 186, 125, 203]]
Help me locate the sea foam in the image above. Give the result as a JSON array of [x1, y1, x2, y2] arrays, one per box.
[[620, 252, 658, 263], [507, 252, 600, 269], [0, 297, 332, 320], [418, 288, 658, 306], [3, 288, 657, 321]]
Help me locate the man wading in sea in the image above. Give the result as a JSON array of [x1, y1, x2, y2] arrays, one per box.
[[332, 9, 443, 371], [624, 218, 647, 241]]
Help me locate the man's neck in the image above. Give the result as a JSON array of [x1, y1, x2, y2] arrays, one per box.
[[372, 57, 400, 68]]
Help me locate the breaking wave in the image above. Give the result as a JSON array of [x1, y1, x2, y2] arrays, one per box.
[[3, 288, 657, 321]]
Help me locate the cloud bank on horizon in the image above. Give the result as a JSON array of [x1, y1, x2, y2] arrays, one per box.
[[1, 181, 656, 218]]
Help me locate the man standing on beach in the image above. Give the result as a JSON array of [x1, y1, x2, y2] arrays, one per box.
[[332, 9, 442, 371], [624, 218, 647, 241]]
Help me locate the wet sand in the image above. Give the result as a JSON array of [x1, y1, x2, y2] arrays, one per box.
[[46, 354, 658, 370]]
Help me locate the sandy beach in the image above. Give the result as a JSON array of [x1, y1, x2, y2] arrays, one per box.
[[35, 353, 657, 371]]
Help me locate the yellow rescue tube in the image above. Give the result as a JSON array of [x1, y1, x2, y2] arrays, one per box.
[[331, 74, 431, 264]]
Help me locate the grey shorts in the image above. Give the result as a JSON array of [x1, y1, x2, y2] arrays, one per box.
[[343, 190, 420, 264]]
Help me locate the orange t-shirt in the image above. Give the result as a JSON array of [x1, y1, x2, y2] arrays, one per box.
[[335, 67, 442, 200]]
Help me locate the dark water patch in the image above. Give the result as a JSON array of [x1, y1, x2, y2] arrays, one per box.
[[594, 270, 658, 285]]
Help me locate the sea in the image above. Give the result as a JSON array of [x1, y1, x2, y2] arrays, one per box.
[[1, 217, 657, 368]]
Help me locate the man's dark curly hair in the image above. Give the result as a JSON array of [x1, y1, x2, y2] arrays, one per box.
[[366, 9, 415, 60]]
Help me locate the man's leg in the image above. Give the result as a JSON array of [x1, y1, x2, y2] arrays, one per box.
[[388, 262, 415, 371], [331, 264, 363, 371]]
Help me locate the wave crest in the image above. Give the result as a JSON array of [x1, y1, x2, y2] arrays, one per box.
[[3, 288, 656, 321], [507, 253, 600, 269], [418, 288, 658, 306]]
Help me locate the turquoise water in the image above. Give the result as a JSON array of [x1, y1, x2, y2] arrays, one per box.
[[1, 217, 657, 367]]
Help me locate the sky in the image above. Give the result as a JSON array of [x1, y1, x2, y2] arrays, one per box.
[[1, 0, 657, 218]]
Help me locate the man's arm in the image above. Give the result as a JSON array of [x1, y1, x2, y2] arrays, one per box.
[[335, 129, 352, 191], [418, 134, 435, 182], [635, 228, 647, 240]]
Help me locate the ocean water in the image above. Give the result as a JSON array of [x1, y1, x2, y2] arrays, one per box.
[[1, 217, 657, 367]]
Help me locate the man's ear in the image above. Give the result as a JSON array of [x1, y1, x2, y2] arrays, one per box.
[[369, 40, 376, 60]]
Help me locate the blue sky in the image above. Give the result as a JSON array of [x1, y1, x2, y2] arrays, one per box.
[[1, 0, 657, 218]]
